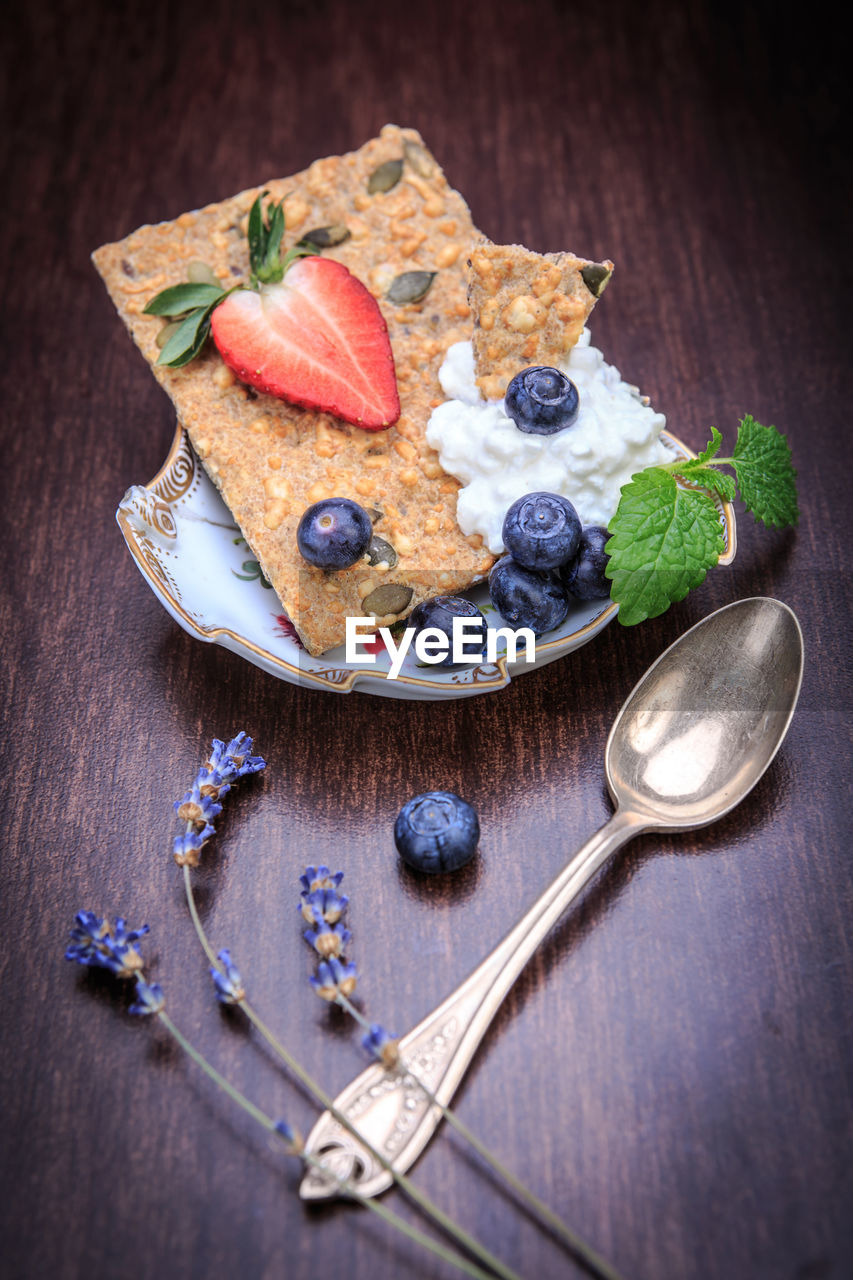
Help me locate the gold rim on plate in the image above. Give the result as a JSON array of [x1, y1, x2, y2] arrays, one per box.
[[117, 424, 737, 697]]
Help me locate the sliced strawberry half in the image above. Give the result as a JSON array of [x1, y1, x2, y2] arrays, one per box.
[[210, 256, 400, 430]]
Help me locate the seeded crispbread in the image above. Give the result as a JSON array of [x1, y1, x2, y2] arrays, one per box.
[[467, 241, 614, 401], [93, 125, 494, 656]]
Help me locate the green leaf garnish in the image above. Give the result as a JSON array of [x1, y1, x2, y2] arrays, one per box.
[[247, 192, 267, 280], [143, 282, 224, 316], [667, 427, 737, 504], [693, 425, 724, 465], [605, 470, 725, 625], [248, 191, 289, 285], [156, 297, 222, 368], [606, 416, 798, 625], [261, 200, 286, 279], [732, 413, 799, 527]]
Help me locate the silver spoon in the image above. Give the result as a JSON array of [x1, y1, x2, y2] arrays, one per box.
[[300, 597, 804, 1200]]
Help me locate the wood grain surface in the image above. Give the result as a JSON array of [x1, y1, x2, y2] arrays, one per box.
[[2, 2, 850, 1278]]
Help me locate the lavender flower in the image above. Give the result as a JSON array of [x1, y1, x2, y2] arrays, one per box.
[[173, 733, 266, 866], [211, 949, 245, 1004], [309, 957, 358, 1002], [299, 866, 344, 897], [175, 788, 223, 827], [173, 823, 216, 868], [65, 912, 149, 978], [66, 913, 164, 1014], [207, 733, 266, 781], [362, 1023, 400, 1070], [301, 868, 357, 992], [303, 912, 351, 960], [299, 886, 349, 925], [128, 977, 166, 1016], [274, 1119, 303, 1154]]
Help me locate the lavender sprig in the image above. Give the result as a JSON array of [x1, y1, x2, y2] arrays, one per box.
[[65, 911, 149, 978], [66, 911, 164, 1013], [65, 917, 494, 1280], [173, 732, 265, 868], [175, 740, 519, 1280], [303, 870, 623, 1280]]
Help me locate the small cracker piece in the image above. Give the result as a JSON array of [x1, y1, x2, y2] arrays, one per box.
[[467, 242, 614, 400]]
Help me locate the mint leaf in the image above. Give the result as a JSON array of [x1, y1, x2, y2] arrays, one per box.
[[673, 461, 737, 503], [143, 282, 224, 316], [663, 428, 736, 502], [655, 424, 732, 499], [694, 425, 723, 466], [732, 414, 799, 527], [606, 469, 726, 625], [604, 414, 797, 624]]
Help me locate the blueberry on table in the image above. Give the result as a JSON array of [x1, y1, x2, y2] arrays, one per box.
[[502, 492, 582, 570], [504, 366, 579, 435], [488, 556, 570, 635], [394, 791, 480, 874], [561, 525, 612, 600], [297, 498, 373, 570], [408, 595, 488, 665]]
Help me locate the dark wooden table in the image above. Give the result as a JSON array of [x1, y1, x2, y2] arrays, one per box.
[[3, 2, 850, 1278]]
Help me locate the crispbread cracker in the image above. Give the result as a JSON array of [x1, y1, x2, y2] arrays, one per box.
[[94, 125, 494, 655], [467, 241, 614, 400]]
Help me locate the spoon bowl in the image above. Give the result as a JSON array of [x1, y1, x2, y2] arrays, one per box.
[[301, 597, 804, 1200], [607, 597, 804, 829]]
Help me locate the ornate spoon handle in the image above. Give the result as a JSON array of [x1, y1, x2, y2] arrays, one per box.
[[300, 808, 644, 1200]]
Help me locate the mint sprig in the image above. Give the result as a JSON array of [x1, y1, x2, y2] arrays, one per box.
[[606, 416, 798, 625]]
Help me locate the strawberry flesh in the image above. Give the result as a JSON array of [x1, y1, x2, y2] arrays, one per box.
[[210, 256, 400, 430]]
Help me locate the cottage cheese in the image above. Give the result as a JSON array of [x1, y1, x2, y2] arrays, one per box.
[[426, 330, 675, 554]]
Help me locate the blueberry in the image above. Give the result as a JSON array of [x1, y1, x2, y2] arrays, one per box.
[[408, 595, 487, 665], [504, 366, 579, 435], [561, 526, 612, 600], [502, 492, 582, 570], [488, 556, 569, 635], [394, 791, 479, 874], [297, 498, 373, 570]]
